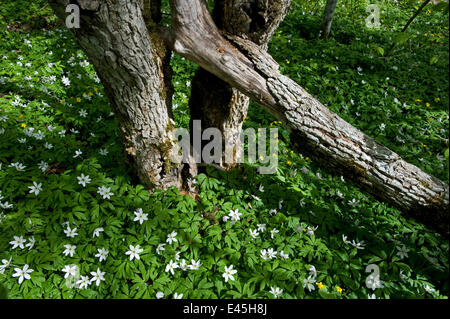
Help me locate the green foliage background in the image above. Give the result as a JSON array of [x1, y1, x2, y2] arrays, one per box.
[[0, 0, 448, 299]]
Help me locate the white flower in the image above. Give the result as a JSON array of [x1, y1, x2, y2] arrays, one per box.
[[10, 162, 26, 171], [79, 109, 88, 118], [270, 287, 283, 298], [260, 249, 269, 260], [222, 215, 229, 223], [396, 245, 410, 259], [61, 76, 70, 86], [63, 244, 76, 257], [97, 186, 113, 199], [25, 237, 35, 250], [73, 149, 82, 158], [368, 293, 377, 299], [64, 226, 78, 238], [270, 228, 279, 239], [188, 259, 202, 270], [12, 264, 33, 284], [348, 198, 359, 207], [62, 265, 78, 279], [0, 201, 13, 209], [38, 161, 48, 172], [257, 224, 266, 232], [379, 123, 386, 131], [179, 259, 188, 271], [0, 257, 12, 274], [342, 234, 350, 245], [156, 292, 164, 299], [165, 259, 179, 275], [125, 244, 144, 261], [99, 149, 108, 156], [424, 285, 435, 294], [279, 251, 289, 259], [249, 229, 259, 239], [166, 231, 178, 244], [93, 227, 104, 238], [267, 248, 277, 259], [259, 185, 265, 192], [90, 268, 105, 286], [306, 226, 318, 236], [303, 276, 316, 292], [351, 239, 365, 250], [28, 181, 42, 195], [309, 265, 317, 279], [366, 275, 384, 290], [156, 243, 165, 254], [10, 236, 26, 249], [222, 265, 237, 283], [174, 252, 181, 261], [76, 275, 91, 289], [95, 248, 109, 262], [229, 209, 241, 222], [173, 292, 183, 299], [77, 174, 91, 187], [269, 209, 277, 216], [133, 208, 148, 225]]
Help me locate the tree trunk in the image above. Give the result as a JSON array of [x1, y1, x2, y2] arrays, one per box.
[[189, 0, 290, 169], [167, 0, 449, 236], [320, 0, 338, 39], [49, 0, 196, 190]]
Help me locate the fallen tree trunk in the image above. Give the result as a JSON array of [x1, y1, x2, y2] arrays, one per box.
[[167, 0, 449, 236]]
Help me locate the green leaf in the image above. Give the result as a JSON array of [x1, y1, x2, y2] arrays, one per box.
[[375, 46, 384, 56], [393, 33, 410, 44], [430, 56, 439, 65]]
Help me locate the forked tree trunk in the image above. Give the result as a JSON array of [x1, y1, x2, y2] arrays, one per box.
[[166, 0, 449, 236], [189, 0, 290, 169], [49, 0, 196, 190], [320, 0, 338, 39]]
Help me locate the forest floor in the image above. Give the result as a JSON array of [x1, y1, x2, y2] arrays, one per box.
[[0, 0, 448, 299]]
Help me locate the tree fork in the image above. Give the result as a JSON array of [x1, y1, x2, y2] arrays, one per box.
[[167, 0, 449, 236], [188, 0, 290, 170]]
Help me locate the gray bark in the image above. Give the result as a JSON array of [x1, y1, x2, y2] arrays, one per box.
[[189, 0, 290, 169], [167, 0, 449, 236], [320, 0, 338, 39], [50, 0, 196, 190]]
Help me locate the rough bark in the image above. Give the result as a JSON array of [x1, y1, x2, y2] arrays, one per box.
[[189, 0, 290, 169], [320, 0, 338, 39], [167, 0, 449, 236], [50, 0, 195, 190]]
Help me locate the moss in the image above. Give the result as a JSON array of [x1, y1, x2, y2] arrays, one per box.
[[158, 121, 179, 174]]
